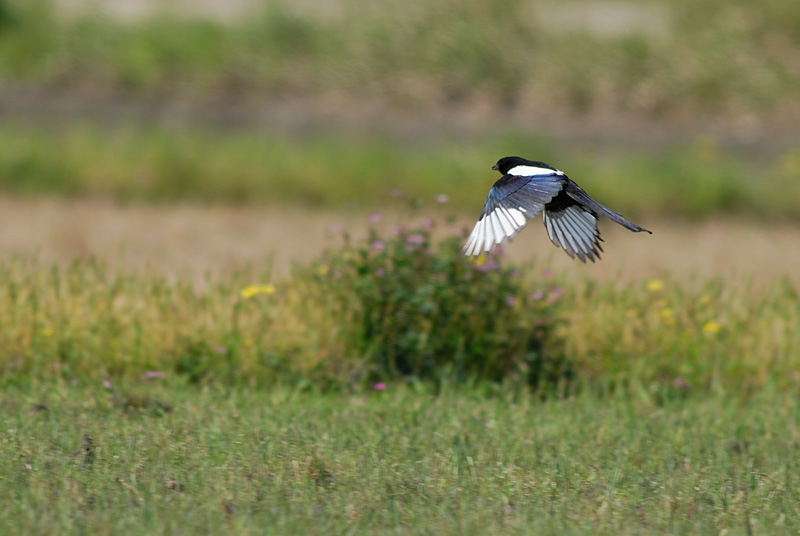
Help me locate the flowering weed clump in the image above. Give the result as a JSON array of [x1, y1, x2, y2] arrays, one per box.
[[297, 222, 567, 387], [0, 230, 797, 394]]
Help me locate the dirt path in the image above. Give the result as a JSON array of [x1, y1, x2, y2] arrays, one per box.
[[2, 195, 796, 288]]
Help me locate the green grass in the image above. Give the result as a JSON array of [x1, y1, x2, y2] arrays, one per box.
[[1, 0, 800, 120], [1, 195, 799, 532], [1, 221, 798, 393], [2, 122, 800, 220], [3, 381, 800, 535]]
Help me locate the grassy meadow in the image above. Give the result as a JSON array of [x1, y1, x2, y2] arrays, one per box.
[[4, 381, 800, 535], [1, 215, 798, 533], [2, 0, 800, 533]]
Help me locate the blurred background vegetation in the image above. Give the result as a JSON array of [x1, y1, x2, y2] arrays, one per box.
[[0, 0, 798, 219], [1, 0, 799, 391]]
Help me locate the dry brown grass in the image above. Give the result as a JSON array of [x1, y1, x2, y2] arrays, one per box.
[[2, 195, 796, 287]]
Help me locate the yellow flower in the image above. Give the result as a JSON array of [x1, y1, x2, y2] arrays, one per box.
[[317, 264, 329, 276], [702, 320, 721, 334], [42, 328, 53, 337], [647, 280, 664, 293], [659, 308, 675, 326], [240, 284, 276, 299], [698, 295, 711, 306]]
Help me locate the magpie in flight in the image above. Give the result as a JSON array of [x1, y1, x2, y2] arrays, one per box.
[[463, 156, 651, 262]]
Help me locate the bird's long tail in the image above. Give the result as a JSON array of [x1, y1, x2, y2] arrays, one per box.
[[566, 182, 652, 234]]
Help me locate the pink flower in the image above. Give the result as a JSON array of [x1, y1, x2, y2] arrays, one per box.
[[373, 382, 387, 391], [391, 225, 405, 236], [326, 224, 343, 234], [371, 240, 385, 250], [421, 217, 434, 228], [368, 213, 381, 223], [506, 295, 517, 307], [103, 380, 112, 389], [542, 269, 553, 278], [141, 371, 165, 380], [406, 234, 425, 244], [530, 290, 545, 301], [673, 378, 690, 390], [213, 345, 229, 355], [435, 194, 449, 204], [375, 267, 385, 277], [548, 287, 564, 303]]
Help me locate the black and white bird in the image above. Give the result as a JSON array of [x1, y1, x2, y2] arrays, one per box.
[[463, 156, 651, 262]]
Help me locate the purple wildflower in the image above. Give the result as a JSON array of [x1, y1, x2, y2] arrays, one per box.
[[530, 290, 545, 301], [373, 382, 387, 391], [421, 217, 434, 228], [371, 240, 385, 250], [368, 212, 381, 223], [673, 378, 690, 391], [103, 380, 113, 390], [548, 286, 564, 303], [406, 234, 425, 244], [141, 371, 166, 380], [375, 267, 385, 277], [506, 295, 517, 307], [435, 194, 449, 204]]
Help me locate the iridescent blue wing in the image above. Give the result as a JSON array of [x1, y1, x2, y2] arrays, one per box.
[[462, 173, 563, 256]]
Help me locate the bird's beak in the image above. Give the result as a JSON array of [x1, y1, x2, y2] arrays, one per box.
[[491, 163, 499, 171]]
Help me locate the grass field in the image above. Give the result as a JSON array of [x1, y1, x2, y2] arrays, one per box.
[[1, 223, 797, 389], [3, 1, 800, 532], [3, 381, 800, 535], [2, 198, 797, 533]]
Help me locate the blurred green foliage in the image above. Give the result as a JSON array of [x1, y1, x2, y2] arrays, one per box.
[[0, 0, 798, 117], [1, 123, 799, 220], [1, 1, 799, 219]]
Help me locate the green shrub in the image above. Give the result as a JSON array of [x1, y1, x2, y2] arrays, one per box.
[[298, 220, 568, 388]]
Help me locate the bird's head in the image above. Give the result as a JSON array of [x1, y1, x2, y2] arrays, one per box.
[[492, 156, 531, 175], [492, 156, 557, 176]]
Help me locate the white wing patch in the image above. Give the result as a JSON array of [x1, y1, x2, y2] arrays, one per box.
[[462, 205, 530, 256], [507, 165, 564, 177], [542, 206, 602, 262]]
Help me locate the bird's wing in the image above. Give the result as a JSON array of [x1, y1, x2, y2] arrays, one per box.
[[462, 174, 563, 256], [542, 190, 604, 263]]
